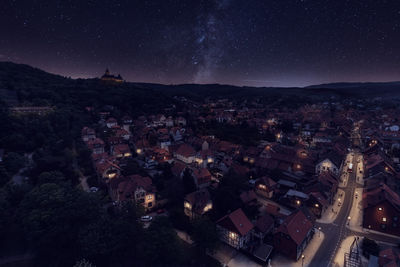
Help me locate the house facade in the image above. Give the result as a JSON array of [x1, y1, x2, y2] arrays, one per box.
[[216, 208, 254, 250], [273, 210, 314, 260]]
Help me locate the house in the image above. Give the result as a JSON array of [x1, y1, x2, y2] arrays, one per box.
[[216, 208, 254, 250], [282, 189, 309, 210], [106, 117, 118, 128], [176, 116, 187, 126], [165, 117, 174, 127], [81, 127, 96, 142], [363, 183, 400, 236], [253, 213, 275, 240], [175, 144, 196, 164], [94, 158, 121, 180], [307, 191, 329, 218], [170, 127, 184, 141], [240, 190, 258, 205], [365, 153, 397, 178], [273, 209, 314, 260], [192, 168, 212, 188], [316, 151, 343, 176], [255, 176, 277, 199], [171, 161, 187, 178], [109, 175, 156, 210], [115, 129, 130, 141], [87, 138, 105, 154], [111, 144, 132, 158], [184, 189, 212, 219], [378, 247, 400, 267]]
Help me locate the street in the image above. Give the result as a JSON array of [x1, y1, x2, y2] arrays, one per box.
[[310, 124, 399, 267]]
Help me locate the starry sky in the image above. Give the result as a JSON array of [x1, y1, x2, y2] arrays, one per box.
[[1, 0, 400, 87]]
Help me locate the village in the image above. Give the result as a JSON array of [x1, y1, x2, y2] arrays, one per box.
[[79, 92, 400, 267]]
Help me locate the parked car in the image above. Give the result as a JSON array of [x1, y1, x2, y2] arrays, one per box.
[[140, 216, 153, 222]]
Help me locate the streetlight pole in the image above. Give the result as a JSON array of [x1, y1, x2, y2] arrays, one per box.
[[302, 254, 305, 267], [318, 227, 321, 237]]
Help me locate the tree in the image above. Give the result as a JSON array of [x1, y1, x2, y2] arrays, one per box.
[[182, 169, 196, 194], [0, 189, 10, 238], [37, 171, 66, 185], [191, 217, 218, 254], [18, 183, 102, 266], [141, 216, 185, 265], [3, 152, 25, 174], [78, 216, 141, 265], [0, 165, 10, 187]]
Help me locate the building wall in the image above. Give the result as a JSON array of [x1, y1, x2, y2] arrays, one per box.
[[255, 183, 273, 199], [316, 159, 339, 176], [273, 229, 314, 260], [217, 226, 250, 250], [273, 233, 298, 260], [363, 201, 400, 237], [135, 188, 156, 211], [176, 154, 194, 164]]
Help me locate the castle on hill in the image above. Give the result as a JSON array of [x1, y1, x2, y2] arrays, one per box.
[[100, 69, 123, 83]]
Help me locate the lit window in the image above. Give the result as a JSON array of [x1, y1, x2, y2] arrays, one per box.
[[258, 184, 267, 190], [136, 148, 142, 154], [147, 195, 152, 200], [378, 207, 383, 211], [315, 204, 319, 208], [203, 203, 213, 212], [229, 232, 236, 239], [382, 217, 387, 222], [296, 200, 301, 205], [184, 202, 191, 209]]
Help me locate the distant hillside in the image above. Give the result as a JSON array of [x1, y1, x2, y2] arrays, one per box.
[[0, 61, 69, 90], [307, 81, 400, 89], [1, 61, 400, 103], [306, 81, 400, 97]]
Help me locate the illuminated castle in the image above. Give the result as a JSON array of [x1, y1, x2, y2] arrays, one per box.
[[100, 68, 123, 83]]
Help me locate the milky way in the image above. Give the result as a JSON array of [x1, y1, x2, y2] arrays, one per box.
[[1, 0, 400, 87]]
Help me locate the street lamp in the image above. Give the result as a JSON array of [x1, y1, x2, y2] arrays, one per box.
[[318, 227, 321, 237], [301, 254, 305, 267]]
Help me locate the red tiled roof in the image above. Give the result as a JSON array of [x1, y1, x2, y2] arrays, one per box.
[[379, 248, 400, 267], [185, 189, 211, 214], [255, 213, 274, 233], [114, 175, 154, 201], [176, 144, 196, 158], [276, 210, 313, 245], [240, 190, 257, 204], [217, 208, 254, 236], [363, 183, 400, 211], [171, 161, 186, 177]]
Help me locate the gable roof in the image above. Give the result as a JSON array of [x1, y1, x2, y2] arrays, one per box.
[[276, 209, 313, 245], [363, 183, 400, 211], [176, 144, 196, 158], [216, 208, 254, 236], [255, 213, 274, 234], [240, 190, 257, 204], [185, 189, 211, 214]]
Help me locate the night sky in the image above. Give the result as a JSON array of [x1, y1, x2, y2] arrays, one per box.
[[1, 0, 400, 87]]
